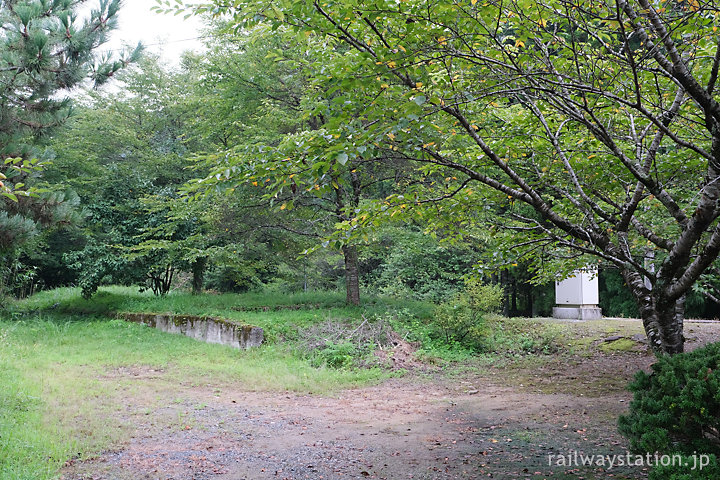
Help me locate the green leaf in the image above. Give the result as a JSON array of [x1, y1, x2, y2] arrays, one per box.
[[270, 4, 285, 21]]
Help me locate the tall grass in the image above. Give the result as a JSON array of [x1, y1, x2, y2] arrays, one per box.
[[11, 286, 433, 314], [7, 286, 435, 343]]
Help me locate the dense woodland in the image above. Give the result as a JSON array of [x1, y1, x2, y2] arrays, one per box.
[[4, 0, 720, 353]]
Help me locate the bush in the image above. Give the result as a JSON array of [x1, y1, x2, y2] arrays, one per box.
[[432, 280, 503, 351], [312, 342, 359, 369], [647, 454, 720, 480], [619, 342, 720, 476]]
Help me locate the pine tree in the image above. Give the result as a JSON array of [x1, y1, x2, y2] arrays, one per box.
[[0, 0, 140, 254]]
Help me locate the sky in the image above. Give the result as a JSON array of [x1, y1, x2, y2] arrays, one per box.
[[103, 0, 206, 65]]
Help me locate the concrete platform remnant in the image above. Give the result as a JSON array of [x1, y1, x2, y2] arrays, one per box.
[[121, 313, 263, 349]]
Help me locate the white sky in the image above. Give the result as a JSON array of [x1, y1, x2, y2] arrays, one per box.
[[104, 0, 206, 65]]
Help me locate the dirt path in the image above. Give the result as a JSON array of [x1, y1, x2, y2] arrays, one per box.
[[61, 352, 659, 480], [61, 319, 720, 480]]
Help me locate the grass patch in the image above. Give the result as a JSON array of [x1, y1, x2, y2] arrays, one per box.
[[10, 286, 434, 317], [0, 312, 391, 479], [0, 350, 72, 480], [485, 316, 570, 355]]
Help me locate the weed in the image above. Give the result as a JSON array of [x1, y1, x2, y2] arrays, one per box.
[[296, 317, 394, 369]]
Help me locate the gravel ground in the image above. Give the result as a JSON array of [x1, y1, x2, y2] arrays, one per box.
[[61, 319, 720, 480]]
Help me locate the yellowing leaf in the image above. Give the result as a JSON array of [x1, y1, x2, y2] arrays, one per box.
[[280, 203, 287, 210]]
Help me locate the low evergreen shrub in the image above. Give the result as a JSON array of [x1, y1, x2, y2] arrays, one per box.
[[647, 454, 720, 480], [619, 342, 720, 477]]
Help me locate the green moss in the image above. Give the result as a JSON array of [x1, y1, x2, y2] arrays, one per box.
[[566, 336, 596, 352], [599, 337, 637, 352]]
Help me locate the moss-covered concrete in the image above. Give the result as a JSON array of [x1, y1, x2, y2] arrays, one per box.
[[119, 312, 263, 349]]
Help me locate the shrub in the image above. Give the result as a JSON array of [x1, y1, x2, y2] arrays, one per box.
[[647, 454, 720, 480], [618, 342, 720, 474], [432, 280, 503, 351], [312, 342, 359, 369]]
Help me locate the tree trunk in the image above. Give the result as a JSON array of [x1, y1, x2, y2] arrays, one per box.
[[510, 278, 518, 316], [525, 283, 534, 317], [639, 302, 685, 355], [624, 270, 685, 355], [342, 245, 360, 306], [191, 257, 207, 295], [500, 269, 510, 317]]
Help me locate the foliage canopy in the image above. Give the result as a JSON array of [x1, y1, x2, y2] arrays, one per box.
[[0, 0, 140, 253], [163, 0, 720, 354]]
